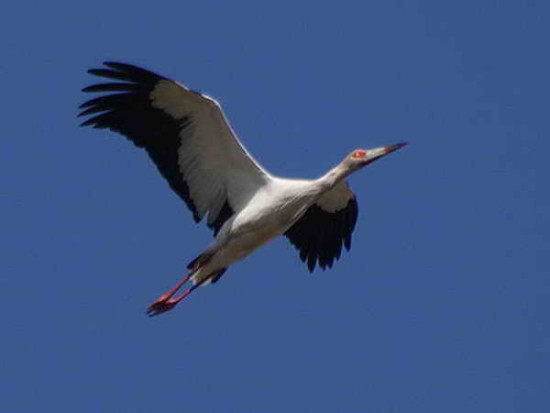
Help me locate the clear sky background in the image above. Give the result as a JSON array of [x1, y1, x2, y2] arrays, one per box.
[[1, 1, 548, 412]]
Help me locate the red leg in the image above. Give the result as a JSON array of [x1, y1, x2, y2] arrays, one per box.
[[146, 273, 192, 317], [146, 274, 211, 317]]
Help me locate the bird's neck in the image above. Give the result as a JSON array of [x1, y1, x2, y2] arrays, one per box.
[[317, 162, 351, 190]]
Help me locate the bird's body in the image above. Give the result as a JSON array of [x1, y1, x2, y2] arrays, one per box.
[[193, 183, 298, 280], [79, 62, 406, 315], [195, 177, 321, 283]]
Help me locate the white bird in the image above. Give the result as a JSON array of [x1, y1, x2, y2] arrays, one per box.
[[79, 62, 407, 316]]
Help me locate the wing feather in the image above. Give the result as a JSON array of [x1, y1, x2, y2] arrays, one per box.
[[285, 182, 358, 272], [79, 62, 270, 234]]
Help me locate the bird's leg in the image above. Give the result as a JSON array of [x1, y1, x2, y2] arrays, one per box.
[[146, 273, 210, 317], [146, 272, 192, 316]]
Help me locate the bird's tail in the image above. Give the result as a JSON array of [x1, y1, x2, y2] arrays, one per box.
[[187, 253, 227, 286], [189, 267, 227, 286]]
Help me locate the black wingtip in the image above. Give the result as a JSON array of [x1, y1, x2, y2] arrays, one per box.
[[103, 61, 125, 68]]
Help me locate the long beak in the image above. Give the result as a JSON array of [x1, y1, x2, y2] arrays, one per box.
[[384, 142, 408, 155], [364, 142, 408, 165]]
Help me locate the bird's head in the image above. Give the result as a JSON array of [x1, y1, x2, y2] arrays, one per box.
[[345, 142, 408, 171]]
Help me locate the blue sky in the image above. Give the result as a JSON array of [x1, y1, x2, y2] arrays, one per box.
[[1, 1, 548, 412]]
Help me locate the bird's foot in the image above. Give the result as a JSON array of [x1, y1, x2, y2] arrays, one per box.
[[146, 295, 180, 317], [146, 288, 193, 317], [146, 273, 194, 316], [146, 272, 213, 317]]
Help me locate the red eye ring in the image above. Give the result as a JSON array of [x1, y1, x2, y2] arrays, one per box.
[[353, 150, 367, 158]]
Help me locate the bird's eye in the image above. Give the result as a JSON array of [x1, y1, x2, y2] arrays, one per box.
[[352, 150, 367, 159]]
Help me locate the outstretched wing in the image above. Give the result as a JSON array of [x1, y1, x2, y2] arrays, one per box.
[[79, 62, 270, 234], [285, 182, 358, 272]]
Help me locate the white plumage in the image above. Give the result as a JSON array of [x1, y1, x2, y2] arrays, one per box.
[[79, 62, 407, 316]]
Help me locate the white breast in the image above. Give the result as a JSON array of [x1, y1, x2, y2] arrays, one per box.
[[207, 178, 319, 269]]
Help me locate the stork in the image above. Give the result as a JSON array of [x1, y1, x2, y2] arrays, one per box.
[[78, 62, 407, 316]]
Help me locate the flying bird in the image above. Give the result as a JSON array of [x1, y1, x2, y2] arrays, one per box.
[[78, 62, 407, 316]]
